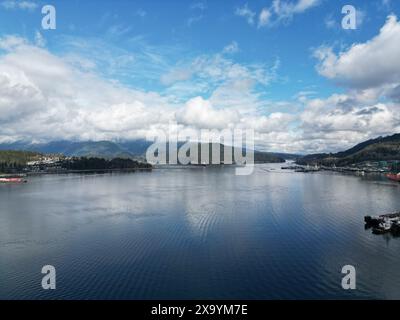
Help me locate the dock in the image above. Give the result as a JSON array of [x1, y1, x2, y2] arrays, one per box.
[[364, 212, 400, 235]]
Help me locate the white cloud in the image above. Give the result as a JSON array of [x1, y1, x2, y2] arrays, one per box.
[[258, 8, 271, 28], [293, 0, 319, 12], [160, 52, 277, 101], [160, 68, 193, 86], [0, 35, 26, 50], [222, 41, 239, 54], [34, 31, 46, 47], [0, 36, 175, 142], [315, 15, 400, 90], [244, 112, 295, 133], [1, 15, 399, 155], [236, 0, 320, 28], [177, 96, 240, 129], [1, 0, 37, 10], [298, 93, 400, 153], [271, 0, 320, 22], [0, 35, 290, 148], [324, 14, 336, 29], [307, 14, 400, 153], [235, 3, 256, 25]]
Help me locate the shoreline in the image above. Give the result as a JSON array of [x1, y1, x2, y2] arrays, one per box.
[[0, 168, 152, 178]]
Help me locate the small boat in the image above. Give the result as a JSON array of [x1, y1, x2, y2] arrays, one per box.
[[372, 220, 392, 234], [391, 221, 400, 235], [386, 173, 400, 182], [0, 177, 27, 183], [365, 212, 400, 235], [364, 215, 382, 227]]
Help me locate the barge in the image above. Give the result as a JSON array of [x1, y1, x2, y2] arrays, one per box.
[[365, 212, 400, 235]]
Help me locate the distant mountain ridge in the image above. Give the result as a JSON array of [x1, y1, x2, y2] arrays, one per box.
[[0, 141, 135, 159], [0, 140, 298, 163], [297, 133, 400, 166]]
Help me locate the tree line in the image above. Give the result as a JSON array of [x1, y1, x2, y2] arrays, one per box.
[[60, 157, 152, 171]]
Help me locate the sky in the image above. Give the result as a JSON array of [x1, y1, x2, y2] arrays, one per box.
[[0, 0, 399, 154]]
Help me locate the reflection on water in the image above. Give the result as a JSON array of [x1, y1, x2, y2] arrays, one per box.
[[1, 164, 400, 299]]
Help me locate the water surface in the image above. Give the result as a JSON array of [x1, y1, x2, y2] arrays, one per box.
[[1, 164, 400, 299]]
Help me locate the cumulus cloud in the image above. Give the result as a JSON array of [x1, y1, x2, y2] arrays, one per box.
[[0, 35, 291, 147], [297, 92, 400, 153], [244, 112, 295, 133], [0, 69, 43, 122], [177, 97, 240, 129], [315, 15, 400, 90], [1, 12, 400, 155], [0, 35, 175, 142], [309, 14, 400, 152]]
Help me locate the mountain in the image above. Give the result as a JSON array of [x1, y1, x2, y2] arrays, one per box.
[[297, 133, 400, 166], [0, 140, 287, 163], [0, 141, 135, 159], [176, 143, 285, 164], [253, 151, 285, 163], [118, 140, 153, 156], [255, 151, 300, 161]]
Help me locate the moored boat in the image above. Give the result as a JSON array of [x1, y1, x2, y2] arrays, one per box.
[[372, 220, 392, 234], [386, 173, 400, 182], [365, 212, 400, 235], [0, 177, 27, 183]]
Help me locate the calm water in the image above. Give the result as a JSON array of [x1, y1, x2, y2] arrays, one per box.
[[1, 164, 400, 300]]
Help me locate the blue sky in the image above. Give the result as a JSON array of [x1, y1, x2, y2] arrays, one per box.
[[0, 0, 399, 153]]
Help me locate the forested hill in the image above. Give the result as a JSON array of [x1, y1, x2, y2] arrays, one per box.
[[0, 140, 291, 163], [297, 133, 400, 166], [0, 150, 42, 166], [0, 150, 43, 173]]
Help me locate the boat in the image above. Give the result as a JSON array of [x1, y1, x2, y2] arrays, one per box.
[[365, 212, 400, 235], [386, 173, 400, 182], [372, 220, 392, 234], [391, 221, 400, 235], [0, 177, 27, 183]]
